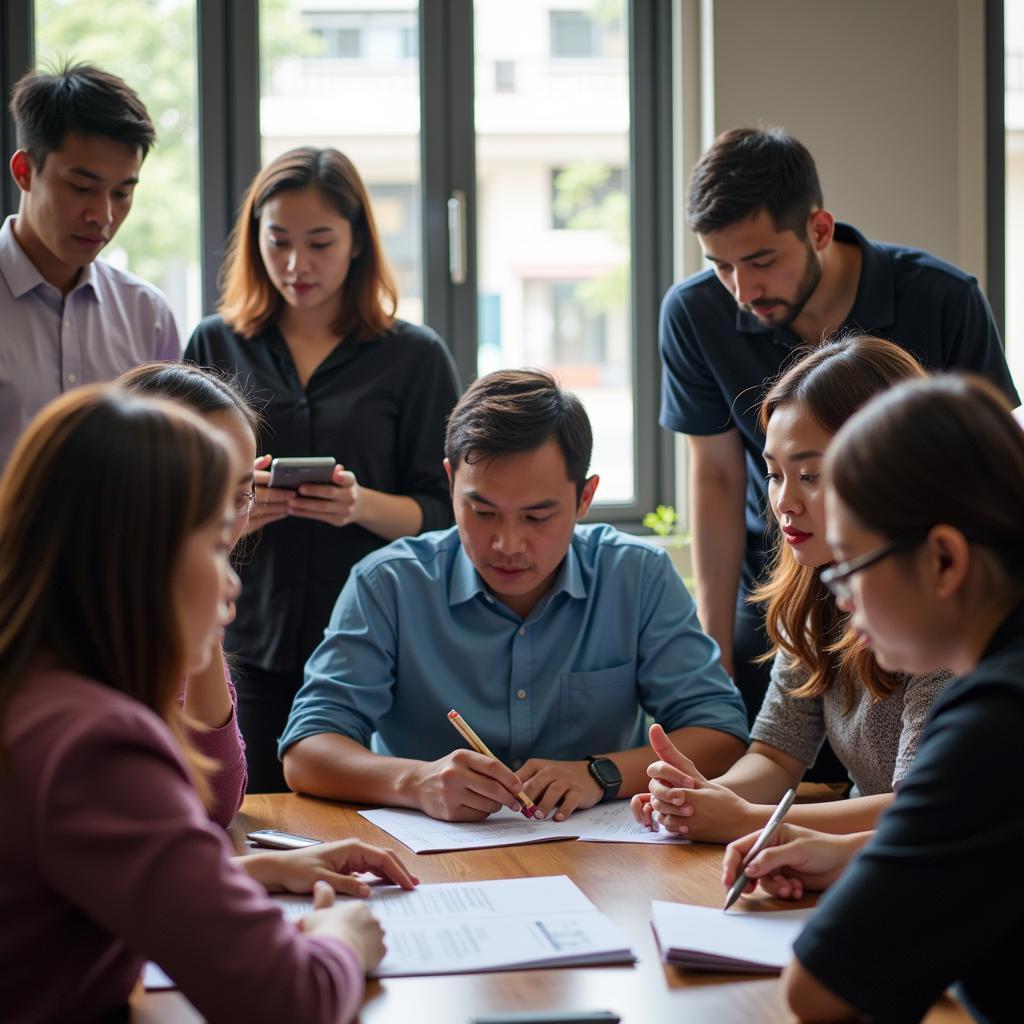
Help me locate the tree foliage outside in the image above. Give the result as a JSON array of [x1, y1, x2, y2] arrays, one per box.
[[552, 160, 630, 317], [33, 0, 318, 330]]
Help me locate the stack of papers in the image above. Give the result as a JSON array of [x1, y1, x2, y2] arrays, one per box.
[[282, 875, 636, 977], [145, 876, 636, 987], [650, 901, 813, 973], [359, 802, 689, 853]]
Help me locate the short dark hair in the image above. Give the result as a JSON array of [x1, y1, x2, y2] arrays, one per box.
[[9, 62, 155, 170], [687, 126, 823, 236], [445, 369, 593, 498]]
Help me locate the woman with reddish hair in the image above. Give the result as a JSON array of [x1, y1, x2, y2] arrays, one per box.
[[187, 148, 459, 790]]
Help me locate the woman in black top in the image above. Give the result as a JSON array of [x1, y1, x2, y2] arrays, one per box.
[[186, 147, 459, 791], [720, 374, 1024, 1023]]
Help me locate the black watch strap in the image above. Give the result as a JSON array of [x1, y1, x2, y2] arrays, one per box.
[[586, 755, 622, 803]]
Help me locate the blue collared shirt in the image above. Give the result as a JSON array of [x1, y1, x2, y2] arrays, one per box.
[[0, 215, 180, 468], [280, 524, 749, 768]]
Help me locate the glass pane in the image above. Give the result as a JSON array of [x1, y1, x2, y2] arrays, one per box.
[[260, 0, 423, 325], [34, 0, 201, 339], [475, 0, 633, 504], [1007, 2, 1024, 393]]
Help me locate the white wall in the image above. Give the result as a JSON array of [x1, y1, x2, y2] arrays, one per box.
[[671, 0, 990, 518], [684, 0, 987, 284]]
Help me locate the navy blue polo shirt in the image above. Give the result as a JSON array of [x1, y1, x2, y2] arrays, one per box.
[[659, 222, 1020, 591]]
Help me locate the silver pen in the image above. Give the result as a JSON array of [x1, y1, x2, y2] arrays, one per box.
[[723, 788, 797, 912]]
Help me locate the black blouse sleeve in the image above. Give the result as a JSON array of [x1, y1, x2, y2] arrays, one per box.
[[396, 333, 460, 532]]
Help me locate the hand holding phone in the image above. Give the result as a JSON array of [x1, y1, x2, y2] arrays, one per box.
[[268, 456, 337, 489]]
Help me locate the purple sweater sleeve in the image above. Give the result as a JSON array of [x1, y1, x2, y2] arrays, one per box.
[[36, 704, 364, 1023], [180, 652, 248, 827]]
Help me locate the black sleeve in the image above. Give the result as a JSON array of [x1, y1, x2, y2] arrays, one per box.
[[793, 680, 1024, 1023], [944, 278, 1020, 408], [395, 332, 460, 532], [658, 283, 735, 436]]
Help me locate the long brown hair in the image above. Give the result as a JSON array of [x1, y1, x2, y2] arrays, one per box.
[[750, 335, 926, 707], [218, 146, 397, 340], [0, 386, 233, 798], [827, 374, 1024, 586]]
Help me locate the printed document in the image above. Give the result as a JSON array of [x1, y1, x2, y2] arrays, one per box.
[[359, 802, 690, 853], [145, 875, 635, 986]]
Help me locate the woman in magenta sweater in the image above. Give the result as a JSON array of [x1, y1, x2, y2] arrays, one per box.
[[0, 386, 416, 1023]]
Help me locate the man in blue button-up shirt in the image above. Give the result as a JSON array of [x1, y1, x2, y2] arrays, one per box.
[[281, 370, 748, 821]]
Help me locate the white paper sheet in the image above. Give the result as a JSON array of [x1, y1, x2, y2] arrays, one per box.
[[650, 900, 814, 973], [359, 802, 690, 853], [144, 876, 635, 986], [280, 874, 635, 977]]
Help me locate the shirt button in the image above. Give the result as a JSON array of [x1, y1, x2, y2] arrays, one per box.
[[66, 372, 77, 384], [485, 594, 494, 604], [517, 626, 526, 636], [64, 320, 70, 328], [516, 689, 527, 700], [511, 758, 522, 770]]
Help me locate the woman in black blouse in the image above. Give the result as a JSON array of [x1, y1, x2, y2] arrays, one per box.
[[186, 147, 459, 791], [720, 375, 1024, 1023]]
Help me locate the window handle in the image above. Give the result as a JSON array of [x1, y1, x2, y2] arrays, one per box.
[[447, 189, 467, 285]]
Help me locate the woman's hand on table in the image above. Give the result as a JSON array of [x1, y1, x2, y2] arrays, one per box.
[[300, 880, 387, 972], [239, 838, 420, 898]]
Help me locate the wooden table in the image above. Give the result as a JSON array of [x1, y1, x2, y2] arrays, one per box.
[[136, 793, 970, 1023]]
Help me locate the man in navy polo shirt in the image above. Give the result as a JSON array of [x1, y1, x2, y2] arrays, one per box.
[[659, 126, 1019, 728]]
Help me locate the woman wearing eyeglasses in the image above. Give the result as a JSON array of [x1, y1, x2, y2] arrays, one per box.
[[117, 361, 260, 827], [722, 373, 1024, 1023], [632, 335, 950, 843]]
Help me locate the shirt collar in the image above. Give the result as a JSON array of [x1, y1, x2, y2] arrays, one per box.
[[732, 222, 894, 337], [447, 531, 589, 609], [0, 215, 100, 302]]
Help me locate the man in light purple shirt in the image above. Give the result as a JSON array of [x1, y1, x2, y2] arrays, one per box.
[[0, 63, 179, 467]]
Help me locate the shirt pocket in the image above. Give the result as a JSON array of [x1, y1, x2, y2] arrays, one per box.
[[558, 662, 639, 756]]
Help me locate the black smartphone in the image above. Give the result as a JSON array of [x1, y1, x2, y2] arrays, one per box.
[[268, 457, 336, 489]]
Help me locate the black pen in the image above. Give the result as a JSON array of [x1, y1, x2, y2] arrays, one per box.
[[723, 788, 797, 912]]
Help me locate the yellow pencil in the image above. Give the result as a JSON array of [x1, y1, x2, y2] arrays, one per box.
[[447, 708, 537, 818]]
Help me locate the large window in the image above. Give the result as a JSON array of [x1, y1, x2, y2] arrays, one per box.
[[34, 0, 201, 337], [260, 0, 424, 324], [475, 1, 635, 503], [2, 0, 673, 519]]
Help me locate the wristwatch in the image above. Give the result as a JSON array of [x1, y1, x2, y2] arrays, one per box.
[[586, 755, 622, 803]]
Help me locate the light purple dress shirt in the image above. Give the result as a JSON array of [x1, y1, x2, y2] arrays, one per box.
[[0, 214, 180, 468]]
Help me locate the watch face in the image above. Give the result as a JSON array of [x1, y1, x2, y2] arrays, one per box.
[[589, 757, 621, 787]]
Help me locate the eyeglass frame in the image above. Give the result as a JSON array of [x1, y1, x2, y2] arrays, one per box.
[[819, 531, 928, 603], [233, 486, 257, 518]]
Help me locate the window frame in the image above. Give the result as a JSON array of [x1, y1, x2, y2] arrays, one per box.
[[1, 0, 677, 525]]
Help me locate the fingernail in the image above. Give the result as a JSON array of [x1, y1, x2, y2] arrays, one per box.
[[534, 810, 546, 820]]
